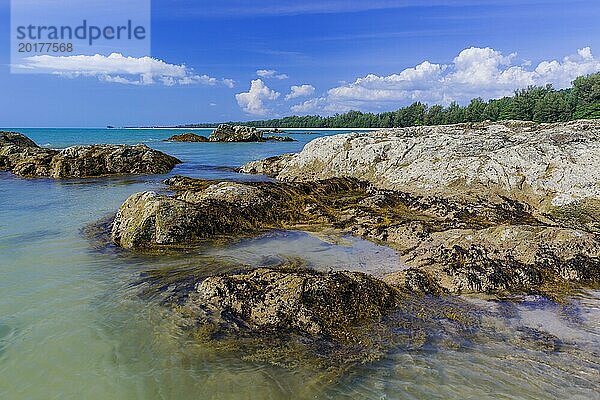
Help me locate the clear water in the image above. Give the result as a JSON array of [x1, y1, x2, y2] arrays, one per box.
[[0, 128, 599, 399]]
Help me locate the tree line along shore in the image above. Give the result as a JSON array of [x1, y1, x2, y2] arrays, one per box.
[[170, 72, 599, 129]]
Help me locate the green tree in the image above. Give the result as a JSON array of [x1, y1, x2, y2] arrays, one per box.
[[425, 105, 445, 125], [533, 91, 574, 122], [465, 98, 487, 122], [572, 72, 600, 119], [445, 102, 465, 124]]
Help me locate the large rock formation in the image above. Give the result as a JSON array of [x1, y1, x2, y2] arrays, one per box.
[[110, 120, 600, 366], [0, 131, 181, 178], [249, 120, 600, 230], [111, 176, 351, 249], [209, 124, 263, 142], [156, 263, 486, 369]]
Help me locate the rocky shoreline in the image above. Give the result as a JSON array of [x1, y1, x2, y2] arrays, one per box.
[[100, 120, 600, 367], [1, 131, 180, 178]]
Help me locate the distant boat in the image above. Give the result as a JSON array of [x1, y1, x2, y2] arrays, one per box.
[[107, 125, 115, 129]]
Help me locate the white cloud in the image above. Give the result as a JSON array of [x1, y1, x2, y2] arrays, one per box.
[[235, 79, 280, 115], [291, 97, 326, 113], [292, 47, 600, 114], [256, 69, 289, 80], [285, 84, 316, 100], [20, 53, 235, 87], [222, 78, 236, 88]]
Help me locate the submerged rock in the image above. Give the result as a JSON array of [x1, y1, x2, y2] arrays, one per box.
[[140, 261, 492, 371], [383, 224, 600, 294], [0, 131, 181, 179], [185, 266, 401, 340], [165, 132, 209, 142]]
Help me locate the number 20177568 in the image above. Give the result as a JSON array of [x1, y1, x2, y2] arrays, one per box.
[[18, 42, 74, 53]]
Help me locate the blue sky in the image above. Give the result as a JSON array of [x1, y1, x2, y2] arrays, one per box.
[[0, 0, 599, 127]]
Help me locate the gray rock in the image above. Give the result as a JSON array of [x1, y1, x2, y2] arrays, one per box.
[[165, 132, 209, 142], [0, 132, 181, 179], [256, 120, 600, 232], [239, 153, 296, 176], [209, 124, 263, 142]]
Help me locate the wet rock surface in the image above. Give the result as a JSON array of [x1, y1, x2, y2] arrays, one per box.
[[185, 266, 401, 340], [146, 262, 487, 370], [0, 131, 181, 178], [111, 174, 600, 295]]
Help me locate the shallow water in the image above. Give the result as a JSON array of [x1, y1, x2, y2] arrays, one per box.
[[1, 128, 599, 399]]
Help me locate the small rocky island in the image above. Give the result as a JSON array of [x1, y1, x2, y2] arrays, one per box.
[[165, 124, 295, 143], [165, 132, 209, 142], [107, 120, 600, 366], [0, 131, 181, 178]]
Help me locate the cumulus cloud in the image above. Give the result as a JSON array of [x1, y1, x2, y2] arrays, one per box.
[[20, 53, 234, 87], [235, 79, 280, 115], [285, 84, 316, 100], [256, 69, 289, 80], [292, 47, 600, 114]]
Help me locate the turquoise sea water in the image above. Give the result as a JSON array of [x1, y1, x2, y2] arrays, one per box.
[[0, 128, 599, 399]]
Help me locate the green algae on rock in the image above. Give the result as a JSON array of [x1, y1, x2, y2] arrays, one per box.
[[111, 174, 600, 295], [0, 131, 181, 178], [154, 263, 488, 372], [243, 120, 600, 229]]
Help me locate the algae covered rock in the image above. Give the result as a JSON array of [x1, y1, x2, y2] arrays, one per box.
[[111, 177, 317, 249], [143, 262, 487, 370], [111, 174, 600, 296], [186, 266, 401, 340], [111, 191, 201, 248], [383, 224, 600, 294], [0, 132, 181, 178], [0, 131, 38, 148], [246, 120, 600, 231]]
